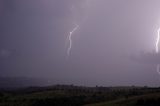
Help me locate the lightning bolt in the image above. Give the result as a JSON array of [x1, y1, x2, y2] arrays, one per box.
[[156, 28, 160, 53], [67, 23, 79, 56], [156, 28, 160, 74], [66, 0, 91, 58]]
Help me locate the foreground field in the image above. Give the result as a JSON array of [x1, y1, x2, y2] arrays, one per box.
[[86, 93, 160, 106], [0, 85, 160, 106]]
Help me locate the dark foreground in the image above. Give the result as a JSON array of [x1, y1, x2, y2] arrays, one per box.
[[0, 85, 160, 106]]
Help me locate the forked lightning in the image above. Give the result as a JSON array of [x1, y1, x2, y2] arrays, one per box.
[[67, 24, 79, 56]]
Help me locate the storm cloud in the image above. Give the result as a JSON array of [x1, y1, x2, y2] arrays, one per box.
[[1, 0, 160, 86]]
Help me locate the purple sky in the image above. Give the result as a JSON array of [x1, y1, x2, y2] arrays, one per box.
[[1, 0, 160, 86]]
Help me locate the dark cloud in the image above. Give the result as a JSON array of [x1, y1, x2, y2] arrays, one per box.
[[0, 49, 11, 58], [131, 52, 160, 64]]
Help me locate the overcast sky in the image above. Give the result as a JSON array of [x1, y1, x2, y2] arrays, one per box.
[[1, 0, 160, 86]]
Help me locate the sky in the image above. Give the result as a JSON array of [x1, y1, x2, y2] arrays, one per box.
[[1, 0, 160, 86]]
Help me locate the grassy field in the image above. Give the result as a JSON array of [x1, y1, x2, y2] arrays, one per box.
[[85, 92, 160, 106], [0, 85, 160, 106]]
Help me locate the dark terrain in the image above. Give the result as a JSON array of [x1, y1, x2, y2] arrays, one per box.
[[0, 85, 160, 106]]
